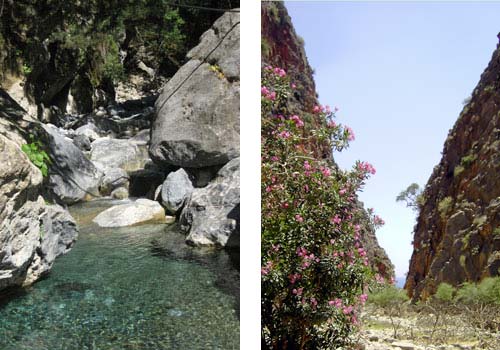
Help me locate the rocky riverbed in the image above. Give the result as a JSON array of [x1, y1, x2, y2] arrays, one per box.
[[0, 199, 240, 350], [359, 306, 500, 350]]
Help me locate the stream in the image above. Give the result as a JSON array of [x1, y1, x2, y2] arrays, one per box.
[[0, 199, 240, 350]]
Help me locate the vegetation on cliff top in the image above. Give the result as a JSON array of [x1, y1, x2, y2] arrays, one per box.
[[0, 0, 239, 90]]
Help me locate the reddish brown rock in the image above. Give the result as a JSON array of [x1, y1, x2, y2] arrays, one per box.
[[406, 44, 500, 300]]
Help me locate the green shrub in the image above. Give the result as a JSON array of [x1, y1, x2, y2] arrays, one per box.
[[455, 282, 479, 304], [21, 136, 51, 177], [477, 277, 500, 305], [435, 283, 455, 302], [453, 165, 465, 177], [368, 285, 409, 308], [461, 154, 477, 167], [438, 197, 453, 218]]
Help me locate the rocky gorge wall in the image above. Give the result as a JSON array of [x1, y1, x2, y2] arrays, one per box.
[[0, 90, 78, 292], [261, 2, 394, 280], [0, 8, 240, 293], [405, 42, 500, 300]]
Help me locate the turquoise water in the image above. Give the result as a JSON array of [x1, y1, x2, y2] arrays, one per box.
[[0, 200, 239, 350]]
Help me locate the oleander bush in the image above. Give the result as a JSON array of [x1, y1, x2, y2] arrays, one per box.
[[261, 66, 384, 349]]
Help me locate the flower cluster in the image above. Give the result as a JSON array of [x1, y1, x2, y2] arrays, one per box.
[[261, 66, 384, 349]]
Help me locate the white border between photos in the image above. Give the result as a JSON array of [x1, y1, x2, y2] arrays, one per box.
[[240, 0, 261, 348]]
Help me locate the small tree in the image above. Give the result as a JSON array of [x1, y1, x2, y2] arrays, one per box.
[[368, 285, 409, 338], [396, 183, 423, 212]]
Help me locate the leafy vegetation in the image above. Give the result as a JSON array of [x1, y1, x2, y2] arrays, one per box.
[[437, 196, 453, 218], [261, 66, 385, 349], [435, 283, 455, 302], [396, 183, 424, 212], [21, 136, 51, 177], [0, 1, 239, 87]]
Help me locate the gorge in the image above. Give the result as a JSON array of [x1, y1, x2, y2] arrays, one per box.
[[0, 2, 240, 348]]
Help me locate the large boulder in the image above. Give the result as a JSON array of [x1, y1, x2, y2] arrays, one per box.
[[149, 11, 240, 168], [93, 198, 166, 227], [100, 167, 129, 196], [180, 157, 240, 247], [0, 133, 78, 291], [161, 168, 194, 213], [91, 137, 151, 173], [42, 124, 102, 204], [24, 204, 78, 284]]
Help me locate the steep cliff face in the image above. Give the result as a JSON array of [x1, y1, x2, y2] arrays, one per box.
[[406, 44, 500, 300], [262, 2, 394, 280]]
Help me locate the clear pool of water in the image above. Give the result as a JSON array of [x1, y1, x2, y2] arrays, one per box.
[[0, 199, 239, 350]]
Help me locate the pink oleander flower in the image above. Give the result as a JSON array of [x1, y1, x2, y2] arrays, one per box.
[[359, 294, 368, 305], [274, 67, 286, 77], [289, 273, 302, 284], [374, 215, 385, 225], [271, 156, 279, 162], [357, 161, 376, 175], [345, 126, 355, 141], [295, 214, 304, 223], [331, 215, 341, 225], [327, 120, 336, 128], [261, 260, 273, 275], [313, 105, 322, 114], [293, 287, 303, 296], [290, 114, 304, 128], [291, 83, 297, 89], [329, 298, 342, 308], [296, 247, 308, 257], [325, 105, 331, 114], [342, 305, 354, 315], [339, 188, 347, 196], [310, 297, 318, 309], [278, 130, 291, 139], [357, 248, 366, 257], [261, 86, 269, 95], [303, 161, 311, 171], [320, 166, 331, 177]]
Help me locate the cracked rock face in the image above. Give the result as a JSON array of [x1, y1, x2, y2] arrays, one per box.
[[42, 124, 103, 204], [149, 10, 240, 169], [180, 157, 239, 247], [0, 131, 78, 291], [406, 45, 500, 300]]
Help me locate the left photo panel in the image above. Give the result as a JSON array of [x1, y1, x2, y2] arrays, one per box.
[[0, 2, 240, 349]]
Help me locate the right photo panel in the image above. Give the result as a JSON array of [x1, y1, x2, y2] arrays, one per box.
[[261, 2, 500, 349]]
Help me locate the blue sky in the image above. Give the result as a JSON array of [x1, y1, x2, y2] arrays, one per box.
[[285, 1, 500, 278]]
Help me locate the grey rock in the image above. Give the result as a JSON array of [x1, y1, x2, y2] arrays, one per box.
[[25, 204, 78, 284], [42, 124, 103, 204], [180, 157, 239, 247], [150, 11, 239, 168], [187, 10, 240, 80], [93, 198, 166, 227], [185, 165, 221, 187], [75, 123, 100, 141], [100, 167, 129, 196], [392, 342, 416, 350], [0, 132, 78, 291], [90, 137, 151, 172], [110, 187, 129, 199], [72, 133, 91, 151], [161, 168, 194, 214]]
